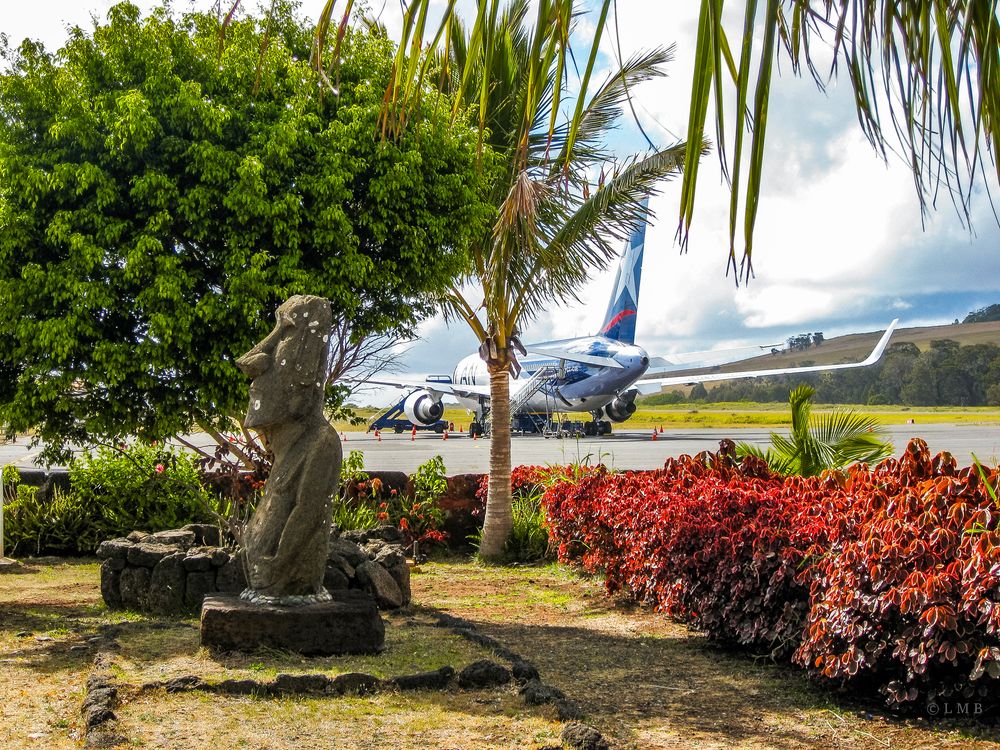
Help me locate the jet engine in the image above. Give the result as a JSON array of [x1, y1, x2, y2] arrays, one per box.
[[403, 390, 444, 425], [604, 389, 638, 423]]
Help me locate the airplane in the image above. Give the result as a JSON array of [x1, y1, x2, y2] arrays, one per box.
[[358, 208, 900, 437]]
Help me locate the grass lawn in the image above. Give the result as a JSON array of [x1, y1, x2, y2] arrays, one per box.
[[2, 557, 998, 749]]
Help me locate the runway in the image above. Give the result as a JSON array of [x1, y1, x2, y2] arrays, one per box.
[[340, 423, 1000, 474], [2, 424, 997, 474]]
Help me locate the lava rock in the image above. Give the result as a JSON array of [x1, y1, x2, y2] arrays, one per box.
[[200, 591, 384, 656], [185, 570, 218, 609], [385, 560, 412, 606], [182, 553, 214, 572], [208, 548, 230, 567], [323, 566, 350, 592], [331, 672, 381, 695], [555, 699, 585, 721], [118, 566, 151, 609], [99, 561, 122, 608], [215, 679, 267, 695], [147, 529, 196, 550], [96, 539, 132, 561], [457, 660, 512, 689], [519, 679, 565, 705], [327, 552, 355, 580], [164, 676, 204, 693], [373, 546, 406, 569], [182, 523, 221, 547], [81, 682, 117, 728], [390, 666, 454, 691], [560, 723, 607, 750], [126, 542, 176, 568], [355, 560, 403, 609], [147, 553, 187, 614], [215, 556, 247, 593], [328, 538, 367, 568], [511, 660, 540, 683], [273, 673, 332, 694]]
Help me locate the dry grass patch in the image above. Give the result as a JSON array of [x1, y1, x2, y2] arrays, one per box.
[[116, 688, 561, 749]]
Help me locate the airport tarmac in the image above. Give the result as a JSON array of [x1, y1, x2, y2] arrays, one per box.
[[326, 423, 1000, 474], [2, 423, 997, 474]]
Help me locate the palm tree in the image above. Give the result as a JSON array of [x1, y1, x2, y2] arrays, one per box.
[[312, 0, 690, 557], [736, 384, 893, 476]]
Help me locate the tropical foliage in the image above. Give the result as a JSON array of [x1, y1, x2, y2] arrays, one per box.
[[735, 384, 892, 475], [0, 2, 490, 461], [4, 443, 214, 556], [543, 439, 1000, 710]]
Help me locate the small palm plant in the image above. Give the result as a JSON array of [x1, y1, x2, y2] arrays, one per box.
[[736, 385, 892, 477]]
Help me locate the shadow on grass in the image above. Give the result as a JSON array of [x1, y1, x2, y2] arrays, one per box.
[[424, 609, 1000, 750]]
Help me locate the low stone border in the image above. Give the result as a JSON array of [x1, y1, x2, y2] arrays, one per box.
[[429, 610, 585, 721], [81, 630, 125, 748]]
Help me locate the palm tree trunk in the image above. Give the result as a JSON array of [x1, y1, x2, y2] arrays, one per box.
[[479, 362, 512, 559]]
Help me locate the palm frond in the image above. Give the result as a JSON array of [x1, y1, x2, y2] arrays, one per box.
[[681, 0, 1000, 284]]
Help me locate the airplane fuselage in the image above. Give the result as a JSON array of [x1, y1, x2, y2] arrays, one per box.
[[451, 336, 650, 415]]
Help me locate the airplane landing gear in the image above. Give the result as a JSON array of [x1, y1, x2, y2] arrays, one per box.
[[584, 419, 612, 436], [469, 422, 485, 438]]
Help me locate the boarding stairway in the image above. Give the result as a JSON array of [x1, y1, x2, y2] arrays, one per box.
[[485, 365, 559, 435]]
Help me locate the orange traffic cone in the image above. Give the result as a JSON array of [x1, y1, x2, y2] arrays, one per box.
[[443, 429, 448, 440], [651, 429, 658, 441], [375, 429, 381, 442], [659, 425, 664, 434], [341, 431, 347, 442], [411, 425, 416, 441]]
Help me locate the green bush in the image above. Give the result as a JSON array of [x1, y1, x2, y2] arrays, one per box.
[[506, 496, 551, 562], [5, 443, 215, 556]]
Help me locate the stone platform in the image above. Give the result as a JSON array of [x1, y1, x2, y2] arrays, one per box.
[[200, 591, 385, 656]]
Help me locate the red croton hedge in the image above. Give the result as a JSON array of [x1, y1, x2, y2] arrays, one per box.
[[542, 439, 1000, 711]]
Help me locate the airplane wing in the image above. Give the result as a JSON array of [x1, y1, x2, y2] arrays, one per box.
[[344, 377, 491, 400], [641, 319, 899, 389], [524, 345, 623, 369]]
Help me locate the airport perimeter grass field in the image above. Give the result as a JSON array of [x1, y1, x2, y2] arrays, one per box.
[[338, 403, 1000, 433]]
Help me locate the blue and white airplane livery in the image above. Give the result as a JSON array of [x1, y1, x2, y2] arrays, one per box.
[[363, 208, 899, 435]]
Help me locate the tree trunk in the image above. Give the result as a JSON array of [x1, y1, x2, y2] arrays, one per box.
[[479, 363, 513, 559]]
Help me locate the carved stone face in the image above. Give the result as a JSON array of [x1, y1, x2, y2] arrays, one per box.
[[236, 295, 333, 430]]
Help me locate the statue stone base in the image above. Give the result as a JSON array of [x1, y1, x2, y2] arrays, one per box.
[[200, 591, 385, 656]]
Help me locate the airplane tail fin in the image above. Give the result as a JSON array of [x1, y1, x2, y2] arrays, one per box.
[[598, 199, 650, 344]]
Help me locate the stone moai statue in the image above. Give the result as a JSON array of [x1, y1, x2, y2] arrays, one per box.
[[235, 294, 342, 605]]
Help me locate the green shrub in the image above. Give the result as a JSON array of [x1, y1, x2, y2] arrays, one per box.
[[5, 443, 215, 556], [71, 444, 215, 534], [507, 496, 551, 562]]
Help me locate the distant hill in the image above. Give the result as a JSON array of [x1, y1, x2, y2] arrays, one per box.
[[964, 304, 1000, 324], [663, 320, 1000, 381]]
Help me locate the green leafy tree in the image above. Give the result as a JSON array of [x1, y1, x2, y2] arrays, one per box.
[[736, 384, 892, 476], [0, 3, 490, 462]]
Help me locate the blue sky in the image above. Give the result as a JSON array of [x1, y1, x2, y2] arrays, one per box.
[[8, 2, 1000, 406]]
